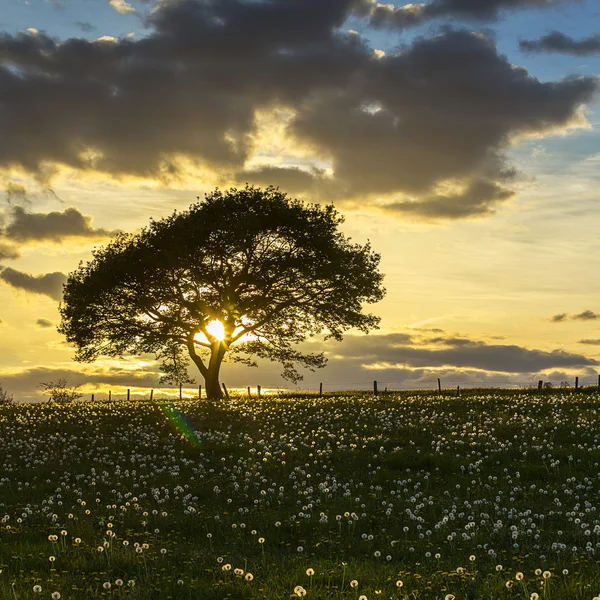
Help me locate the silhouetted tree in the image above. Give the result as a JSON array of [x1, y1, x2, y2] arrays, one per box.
[[58, 186, 385, 400], [38, 377, 83, 403], [0, 382, 14, 404]]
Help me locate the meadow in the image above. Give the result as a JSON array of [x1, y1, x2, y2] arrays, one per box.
[[1, 391, 600, 600]]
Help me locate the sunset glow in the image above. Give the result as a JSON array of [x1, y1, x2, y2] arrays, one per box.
[[0, 0, 598, 401], [205, 319, 225, 342]]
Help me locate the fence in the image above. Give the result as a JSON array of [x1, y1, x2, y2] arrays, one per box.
[[82, 375, 600, 401]]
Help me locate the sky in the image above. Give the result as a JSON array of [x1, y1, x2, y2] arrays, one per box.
[[0, 0, 600, 401]]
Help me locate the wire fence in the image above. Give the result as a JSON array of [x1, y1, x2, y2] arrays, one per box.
[[75, 375, 600, 401]]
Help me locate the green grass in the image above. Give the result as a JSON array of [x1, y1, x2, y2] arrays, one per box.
[[2, 391, 600, 599]]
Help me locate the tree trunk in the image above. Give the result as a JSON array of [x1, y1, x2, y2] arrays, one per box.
[[186, 336, 228, 401], [205, 366, 223, 400], [204, 341, 226, 400]]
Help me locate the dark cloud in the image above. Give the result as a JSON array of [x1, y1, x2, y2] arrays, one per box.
[[551, 312, 568, 322], [0, 267, 66, 301], [550, 310, 600, 322], [369, 0, 564, 29], [579, 339, 600, 345], [381, 179, 515, 219], [572, 310, 600, 321], [1, 365, 160, 402], [0, 2, 596, 218], [520, 31, 600, 56], [213, 331, 597, 391], [324, 333, 598, 373], [36, 318, 53, 328], [290, 29, 597, 215], [74, 21, 96, 33], [2, 205, 121, 243]]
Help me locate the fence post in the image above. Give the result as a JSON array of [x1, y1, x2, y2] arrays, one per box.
[[127, 388, 130, 401], [247, 386, 251, 398], [257, 385, 261, 398], [108, 390, 111, 402], [222, 383, 230, 399], [179, 383, 182, 400], [575, 376, 579, 391], [319, 382, 323, 397], [456, 385, 460, 397], [598, 374, 600, 392], [373, 380, 378, 396], [538, 380, 543, 393], [437, 378, 441, 393], [91, 393, 94, 402], [198, 385, 202, 399], [150, 389, 153, 401]]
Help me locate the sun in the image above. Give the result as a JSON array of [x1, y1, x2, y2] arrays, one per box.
[[205, 319, 225, 341]]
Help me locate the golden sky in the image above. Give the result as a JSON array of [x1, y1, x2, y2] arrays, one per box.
[[1, 0, 599, 400]]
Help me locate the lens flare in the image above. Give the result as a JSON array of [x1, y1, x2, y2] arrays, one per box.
[[157, 402, 203, 447]]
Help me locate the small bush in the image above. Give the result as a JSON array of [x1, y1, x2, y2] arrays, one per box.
[[0, 382, 13, 404], [37, 377, 83, 403]]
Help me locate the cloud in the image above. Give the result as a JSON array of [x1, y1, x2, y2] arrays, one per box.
[[572, 310, 600, 321], [109, 0, 136, 15], [44, 0, 66, 9], [36, 318, 53, 328], [212, 330, 598, 390], [0, 365, 160, 401], [0, 267, 66, 301], [0, 2, 596, 219], [0, 242, 20, 260], [2, 205, 121, 243], [520, 31, 600, 56], [381, 179, 516, 219], [5, 181, 27, 204], [95, 36, 119, 44], [4, 330, 596, 400], [75, 21, 97, 33], [552, 310, 600, 322], [368, 0, 565, 29], [323, 332, 598, 373], [579, 339, 600, 345], [550, 313, 568, 322]]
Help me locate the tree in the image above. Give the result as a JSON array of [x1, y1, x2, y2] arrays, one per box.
[[0, 382, 14, 404], [38, 377, 83, 403], [58, 185, 385, 400]]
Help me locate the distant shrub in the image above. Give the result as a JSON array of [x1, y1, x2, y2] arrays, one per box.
[[0, 382, 14, 404], [38, 377, 83, 403]]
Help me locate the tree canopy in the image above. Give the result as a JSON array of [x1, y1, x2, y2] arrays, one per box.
[[58, 185, 385, 399]]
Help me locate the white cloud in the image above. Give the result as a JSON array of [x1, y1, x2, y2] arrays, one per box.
[[94, 35, 119, 44], [109, 0, 136, 15]]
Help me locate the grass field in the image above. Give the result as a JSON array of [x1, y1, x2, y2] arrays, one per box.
[[2, 391, 600, 599]]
